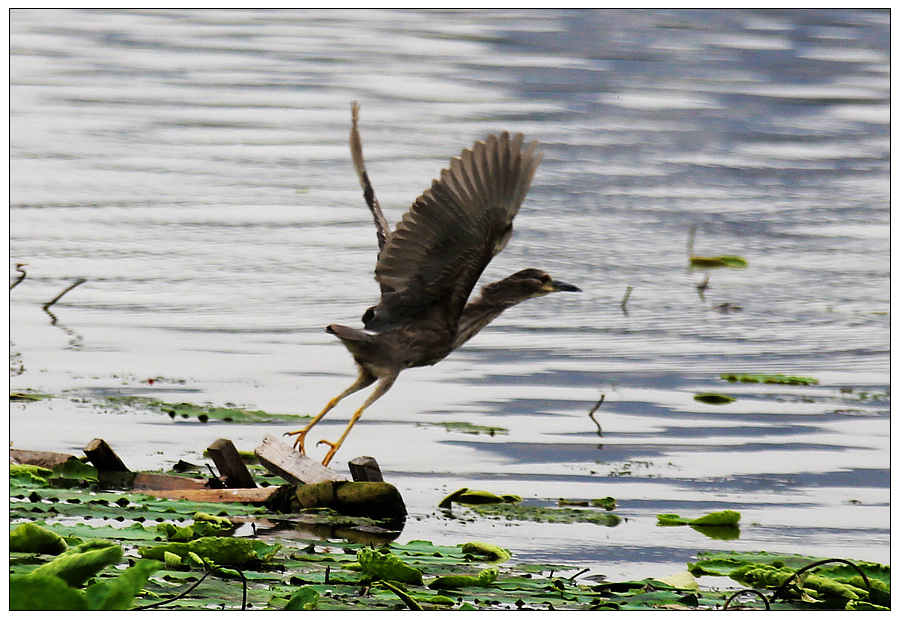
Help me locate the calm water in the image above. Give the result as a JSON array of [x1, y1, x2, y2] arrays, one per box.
[[10, 9, 890, 580]]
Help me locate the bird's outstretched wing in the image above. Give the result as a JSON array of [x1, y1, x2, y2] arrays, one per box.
[[350, 101, 391, 256], [363, 132, 542, 332]]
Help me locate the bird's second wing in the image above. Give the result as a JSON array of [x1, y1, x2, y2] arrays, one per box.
[[364, 131, 542, 332]]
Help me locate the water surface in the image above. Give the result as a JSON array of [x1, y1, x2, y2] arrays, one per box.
[[10, 9, 889, 580]]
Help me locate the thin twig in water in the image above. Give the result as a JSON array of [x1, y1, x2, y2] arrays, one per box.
[[134, 565, 248, 610], [43, 278, 86, 311], [620, 286, 632, 315], [10, 263, 27, 290], [588, 394, 605, 436], [687, 224, 697, 259], [722, 588, 771, 610], [570, 567, 590, 581], [696, 274, 710, 299]]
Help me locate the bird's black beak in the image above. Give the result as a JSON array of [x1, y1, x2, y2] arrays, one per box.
[[551, 280, 581, 293]]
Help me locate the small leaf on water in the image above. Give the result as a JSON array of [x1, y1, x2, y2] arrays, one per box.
[[694, 393, 736, 405], [591, 497, 618, 511], [357, 547, 424, 585], [658, 510, 740, 528], [461, 541, 511, 563], [690, 255, 748, 269]]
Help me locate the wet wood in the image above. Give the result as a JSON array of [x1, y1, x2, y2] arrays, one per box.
[[97, 470, 210, 492], [269, 480, 406, 522], [135, 487, 277, 504], [255, 434, 347, 484], [348, 456, 383, 482], [83, 438, 129, 472], [207, 438, 256, 488], [10, 448, 77, 469]]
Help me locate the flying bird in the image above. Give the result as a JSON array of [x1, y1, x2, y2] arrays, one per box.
[[287, 103, 580, 466]]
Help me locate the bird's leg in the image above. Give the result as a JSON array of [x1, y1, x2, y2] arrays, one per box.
[[317, 373, 397, 467], [285, 369, 375, 453]]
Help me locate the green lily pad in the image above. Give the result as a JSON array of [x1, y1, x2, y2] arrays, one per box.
[[356, 547, 424, 585], [461, 542, 511, 563], [658, 510, 741, 527], [693, 393, 736, 405], [103, 395, 302, 423], [9, 573, 89, 610], [438, 488, 522, 509], [30, 540, 123, 587], [470, 503, 622, 527], [284, 586, 320, 610], [10, 522, 69, 555], [138, 536, 281, 567], [721, 373, 818, 385], [429, 566, 499, 590], [690, 255, 748, 269]]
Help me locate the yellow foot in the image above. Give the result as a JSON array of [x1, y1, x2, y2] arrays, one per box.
[[316, 439, 340, 467], [283, 429, 309, 453]]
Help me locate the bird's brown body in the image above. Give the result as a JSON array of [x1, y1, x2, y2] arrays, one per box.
[[287, 103, 580, 466]]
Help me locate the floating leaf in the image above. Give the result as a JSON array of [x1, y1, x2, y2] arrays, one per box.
[[461, 542, 511, 563], [693, 393, 736, 405], [357, 547, 424, 585], [658, 510, 740, 527], [721, 373, 818, 385], [591, 497, 617, 510], [470, 503, 622, 527], [429, 567, 498, 590], [10, 522, 68, 555], [103, 395, 302, 424], [284, 586, 319, 610], [438, 488, 521, 509], [9, 574, 88, 610], [138, 536, 281, 567], [30, 540, 123, 587], [690, 255, 748, 269], [83, 559, 162, 610]]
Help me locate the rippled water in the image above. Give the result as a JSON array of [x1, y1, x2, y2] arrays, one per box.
[[10, 9, 890, 580]]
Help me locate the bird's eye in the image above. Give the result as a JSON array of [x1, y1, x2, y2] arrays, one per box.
[[540, 274, 551, 284]]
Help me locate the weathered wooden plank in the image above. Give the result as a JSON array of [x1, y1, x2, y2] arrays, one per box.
[[133, 472, 209, 491], [10, 448, 77, 469], [255, 434, 347, 484], [83, 438, 129, 472], [348, 456, 383, 482], [207, 438, 257, 488], [134, 487, 277, 504]]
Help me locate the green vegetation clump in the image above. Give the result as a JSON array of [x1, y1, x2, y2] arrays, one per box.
[[8, 450, 890, 610], [103, 395, 303, 423], [721, 374, 818, 385]]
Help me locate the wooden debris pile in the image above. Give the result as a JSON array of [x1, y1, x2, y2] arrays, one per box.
[[10, 433, 406, 525]]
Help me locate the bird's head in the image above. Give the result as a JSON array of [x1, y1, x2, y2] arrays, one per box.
[[481, 268, 581, 307]]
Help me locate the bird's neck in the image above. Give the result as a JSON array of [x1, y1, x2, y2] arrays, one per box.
[[452, 295, 518, 349]]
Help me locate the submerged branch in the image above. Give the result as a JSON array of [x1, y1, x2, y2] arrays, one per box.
[[588, 394, 605, 436], [10, 263, 28, 290], [620, 286, 632, 315], [43, 278, 86, 312]]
